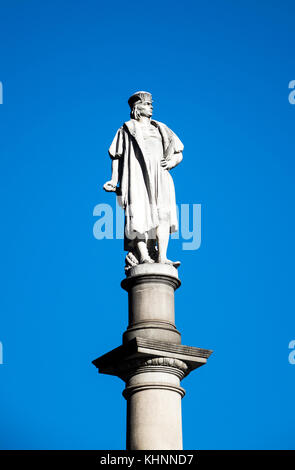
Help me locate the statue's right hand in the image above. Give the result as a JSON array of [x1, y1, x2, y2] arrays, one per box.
[[103, 180, 117, 192]]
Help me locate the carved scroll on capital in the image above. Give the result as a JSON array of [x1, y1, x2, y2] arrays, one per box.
[[117, 356, 189, 381]]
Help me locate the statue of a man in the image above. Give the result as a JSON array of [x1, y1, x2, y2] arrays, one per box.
[[103, 91, 183, 270]]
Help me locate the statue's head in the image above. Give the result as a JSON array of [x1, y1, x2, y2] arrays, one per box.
[[128, 91, 153, 120]]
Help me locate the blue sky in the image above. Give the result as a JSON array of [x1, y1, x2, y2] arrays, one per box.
[[0, 0, 294, 449]]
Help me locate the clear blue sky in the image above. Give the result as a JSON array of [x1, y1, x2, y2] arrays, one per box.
[[0, 0, 294, 449]]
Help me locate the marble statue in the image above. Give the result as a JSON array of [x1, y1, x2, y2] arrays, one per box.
[[103, 91, 183, 271]]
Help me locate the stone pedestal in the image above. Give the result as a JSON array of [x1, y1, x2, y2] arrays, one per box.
[[93, 265, 212, 450], [122, 264, 181, 344]]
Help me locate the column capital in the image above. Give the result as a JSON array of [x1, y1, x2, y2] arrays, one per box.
[[92, 336, 213, 381], [118, 356, 189, 381]]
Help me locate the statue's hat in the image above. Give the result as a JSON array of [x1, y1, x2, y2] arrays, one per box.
[[128, 91, 153, 109]]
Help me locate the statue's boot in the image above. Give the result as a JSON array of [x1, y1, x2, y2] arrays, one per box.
[[158, 258, 181, 268], [140, 257, 155, 264]]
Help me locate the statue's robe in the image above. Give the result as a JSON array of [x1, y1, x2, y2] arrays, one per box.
[[108, 119, 183, 251]]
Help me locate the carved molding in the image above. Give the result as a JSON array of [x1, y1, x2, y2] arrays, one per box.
[[117, 356, 189, 381], [122, 382, 186, 400]]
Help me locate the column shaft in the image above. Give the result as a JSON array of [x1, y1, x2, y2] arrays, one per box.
[[124, 370, 185, 450]]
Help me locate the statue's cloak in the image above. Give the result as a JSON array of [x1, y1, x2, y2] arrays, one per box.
[[108, 119, 183, 250]]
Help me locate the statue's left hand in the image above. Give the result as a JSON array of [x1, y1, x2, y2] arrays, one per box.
[[161, 159, 173, 170]]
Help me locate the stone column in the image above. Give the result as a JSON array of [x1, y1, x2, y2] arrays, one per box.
[[92, 264, 212, 450], [123, 358, 186, 450], [121, 264, 183, 449]]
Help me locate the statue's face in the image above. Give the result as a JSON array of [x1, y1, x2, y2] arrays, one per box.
[[137, 100, 153, 118]]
